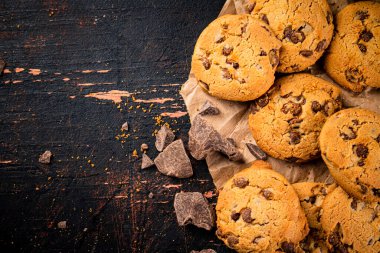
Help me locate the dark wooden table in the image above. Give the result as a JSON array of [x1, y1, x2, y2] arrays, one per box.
[[0, 1, 234, 252]]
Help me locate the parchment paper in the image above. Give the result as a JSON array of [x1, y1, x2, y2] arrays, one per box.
[[180, 0, 380, 189]]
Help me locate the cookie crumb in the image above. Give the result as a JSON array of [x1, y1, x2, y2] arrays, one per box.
[[39, 150, 52, 164]]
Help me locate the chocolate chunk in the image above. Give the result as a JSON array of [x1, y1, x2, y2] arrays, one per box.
[[300, 50, 313, 57], [246, 143, 267, 160], [283, 26, 293, 39], [354, 144, 368, 158], [350, 199, 358, 210], [289, 29, 305, 44], [315, 39, 327, 52], [261, 189, 273, 200], [260, 50, 267, 56], [246, 3, 256, 13], [269, 49, 279, 67], [256, 94, 269, 108], [231, 211, 240, 221], [358, 160, 365, 167], [227, 236, 239, 246], [121, 121, 129, 131], [190, 250, 216, 253], [311, 101, 322, 113], [241, 208, 253, 223], [323, 100, 336, 116], [294, 95, 306, 105], [222, 45, 233, 56], [39, 150, 52, 164], [356, 10, 369, 21], [188, 115, 243, 161], [358, 43, 367, 53], [372, 188, 380, 197], [174, 192, 215, 230], [0, 59, 5, 75], [288, 118, 302, 129], [252, 236, 263, 244], [199, 100, 220, 116], [222, 68, 232, 79], [233, 177, 249, 188], [198, 81, 209, 92], [289, 131, 301, 145], [340, 129, 357, 140], [281, 242, 295, 253], [226, 58, 239, 69], [154, 140, 193, 178], [360, 30, 373, 42], [202, 58, 211, 70], [155, 125, 175, 152], [141, 153, 154, 169], [345, 68, 363, 84], [282, 102, 302, 116], [261, 14, 269, 25]]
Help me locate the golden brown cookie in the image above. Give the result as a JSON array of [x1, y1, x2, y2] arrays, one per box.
[[235, 0, 334, 73], [191, 14, 282, 101], [216, 161, 309, 253], [324, 1, 380, 92], [321, 187, 380, 253], [320, 108, 380, 203], [293, 182, 337, 253], [249, 73, 342, 163]]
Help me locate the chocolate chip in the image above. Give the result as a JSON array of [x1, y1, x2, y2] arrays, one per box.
[[354, 144, 368, 158], [289, 131, 301, 145], [326, 12, 332, 24], [358, 160, 365, 166], [256, 94, 269, 107], [215, 35, 225, 43], [282, 102, 302, 116], [352, 119, 359, 125], [311, 101, 322, 113], [351, 199, 358, 210], [372, 188, 380, 197], [309, 196, 316, 204], [252, 236, 263, 244], [288, 118, 302, 129], [155, 125, 175, 152], [199, 80, 209, 91], [269, 49, 279, 67], [358, 43, 367, 53], [345, 68, 363, 84], [356, 179, 368, 193], [202, 58, 211, 70], [227, 236, 239, 246], [368, 239, 374, 246], [222, 46, 233, 56], [281, 242, 295, 253], [261, 189, 273, 200], [360, 30, 373, 42], [233, 177, 249, 188], [283, 26, 293, 39], [246, 3, 256, 13], [376, 135, 380, 143], [294, 95, 306, 105], [328, 232, 340, 246], [261, 14, 269, 25], [226, 58, 239, 69], [356, 10, 369, 21], [323, 101, 336, 116], [231, 211, 240, 221], [246, 143, 268, 160], [260, 50, 267, 56], [290, 30, 305, 44], [241, 208, 253, 223], [300, 50, 313, 57], [340, 129, 357, 140], [141, 153, 154, 169], [222, 68, 232, 79], [315, 39, 327, 52]]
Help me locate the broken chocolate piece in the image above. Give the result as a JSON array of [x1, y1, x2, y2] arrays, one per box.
[[199, 100, 220, 116], [202, 58, 211, 70], [358, 43, 367, 53], [241, 208, 253, 223], [155, 125, 175, 152], [289, 131, 301, 145], [311, 101, 322, 113], [359, 30, 373, 42], [345, 68, 363, 84], [0, 59, 5, 75], [121, 121, 129, 131], [227, 236, 239, 246], [315, 39, 327, 52], [154, 140, 193, 178], [300, 50, 313, 57], [231, 211, 240, 221], [222, 45, 233, 56], [188, 115, 243, 161], [190, 250, 216, 253], [39, 150, 52, 164], [261, 189, 273, 200], [246, 143, 267, 160], [174, 192, 215, 230], [141, 153, 154, 169], [354, 144, 368, 158], [233, 177, 249, 188], [356, 10, 369, 21]]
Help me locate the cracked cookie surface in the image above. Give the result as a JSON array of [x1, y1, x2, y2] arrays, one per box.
[[249, 73, 342, 163], [321, 187, 380, 253], [320, 108, 380, 203], [216, 161, 309, 253], [191, 14, 281, 101], [235, 0, 333, 73], [293, 182, 337, 253], [324, 1, 380, 92]]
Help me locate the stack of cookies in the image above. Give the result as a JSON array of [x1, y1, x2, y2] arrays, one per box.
[[190, 1, 380, 252]]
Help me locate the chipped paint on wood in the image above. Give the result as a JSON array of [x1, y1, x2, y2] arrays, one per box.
[[134, 98, 174, 104], [29, 69, 41, 75], [160, 111, 187, 118], [84, 90, 131, 103], [162, 184, 182, 189], [15, 68, 25, 73]]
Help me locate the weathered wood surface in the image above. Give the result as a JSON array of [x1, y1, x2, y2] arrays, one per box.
[[0, 0, 233, 252]]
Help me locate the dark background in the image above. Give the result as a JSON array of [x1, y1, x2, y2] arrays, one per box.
[[0, 0, 233, 252]]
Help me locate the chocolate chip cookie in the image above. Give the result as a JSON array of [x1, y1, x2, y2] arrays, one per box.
[[216, 160, 309, 252], [249, 73, 342, 163], [191, 14, 282, 101], [293, 182, 337, 253], [324, 1, 380, 92], [319, 108, 380, 202], [321, 187, 380, 253], [235, 0, 334, 73]]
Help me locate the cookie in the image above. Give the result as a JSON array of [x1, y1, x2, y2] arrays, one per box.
[[324, 1, 380, 92], [293, 182, 337, 253], [216, 160, 309, 253], [191, 14, 282, 101], [319, 108, 380, 202], [321, 187, 380, 253], [249, 73, 342, 163], [235, 0, 333, 73]]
